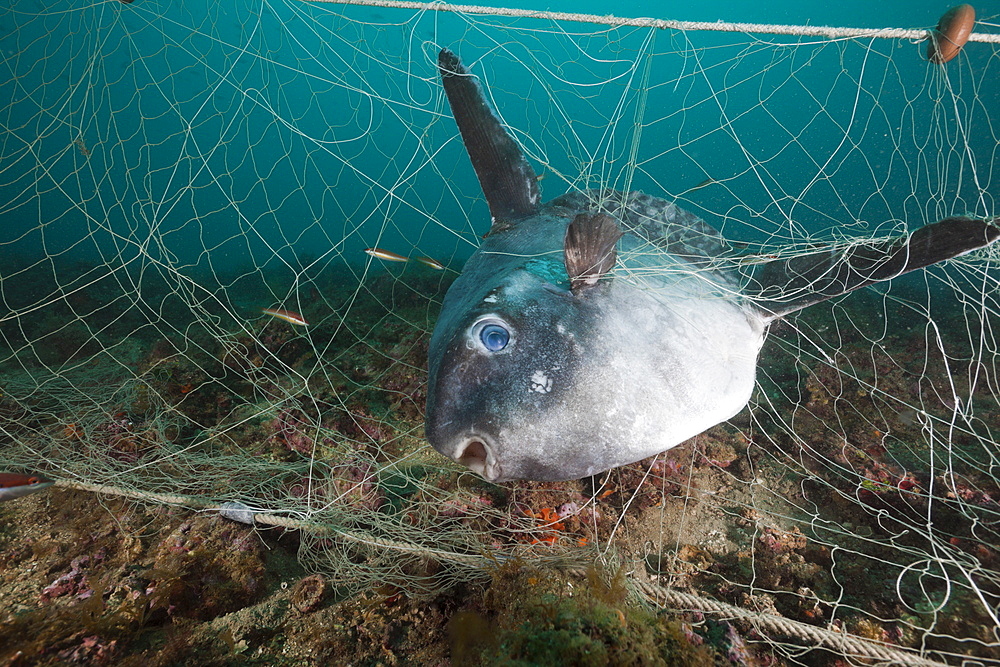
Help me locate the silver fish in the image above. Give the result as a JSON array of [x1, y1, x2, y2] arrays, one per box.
[[425, 48, 999, 483], [0, 472, 54, 501]]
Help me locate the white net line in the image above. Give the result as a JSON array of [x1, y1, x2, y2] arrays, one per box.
[[1, 0, 999, 663]]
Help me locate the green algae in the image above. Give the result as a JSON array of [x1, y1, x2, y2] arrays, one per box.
[[450, 561, 718, 666]]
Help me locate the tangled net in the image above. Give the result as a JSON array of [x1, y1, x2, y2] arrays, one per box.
[[1, 0, 999, 663]]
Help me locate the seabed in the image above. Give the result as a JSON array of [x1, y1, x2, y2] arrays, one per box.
[[1, 262, 998, 666]]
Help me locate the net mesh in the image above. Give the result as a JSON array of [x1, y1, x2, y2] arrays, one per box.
[[2, 0, 999, 663]]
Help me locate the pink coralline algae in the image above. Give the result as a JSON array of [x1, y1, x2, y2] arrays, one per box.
[[40, 549, 107, 600], [758, 526, 807, 554], [329, 460, 384, 512], [57, 635, 119, 664], [724, 622, 754, 666], [650, 457, 685, 477], [946, 478, 997, 506], [680, 621, 703, 645], [556, 502, 579, 518], [439, 493, 493, 519], [286, 458, 385, 514], [269, 408, 316, 455]]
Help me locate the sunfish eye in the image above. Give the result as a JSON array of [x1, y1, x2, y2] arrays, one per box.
[[479, 323, 510, 352]]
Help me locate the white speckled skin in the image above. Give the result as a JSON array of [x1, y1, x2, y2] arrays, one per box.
[[425, 192, 766, 482]]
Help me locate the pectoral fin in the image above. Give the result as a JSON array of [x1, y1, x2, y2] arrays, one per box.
[[564, 213, 623, 294]]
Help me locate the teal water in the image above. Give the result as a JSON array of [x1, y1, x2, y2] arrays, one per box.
[[0, 0, 994, 307]]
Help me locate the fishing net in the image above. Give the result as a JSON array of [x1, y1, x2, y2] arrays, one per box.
[[1, 0, 999, 663]]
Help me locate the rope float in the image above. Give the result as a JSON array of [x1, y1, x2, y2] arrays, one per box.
[[54, 478, 959, 666], [299, 0, 999, 53]]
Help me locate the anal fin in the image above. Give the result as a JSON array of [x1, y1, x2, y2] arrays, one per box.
[[749, 216, 1000, 318]]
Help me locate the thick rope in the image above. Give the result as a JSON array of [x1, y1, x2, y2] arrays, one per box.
[[55, 479, 965, 665], [299, 0, 1000, 45], [55, 479, 492, 567], [624, 577, 958, 667]]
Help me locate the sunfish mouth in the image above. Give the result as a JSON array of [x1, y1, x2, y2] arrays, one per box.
[[455, 435, 500, 481]]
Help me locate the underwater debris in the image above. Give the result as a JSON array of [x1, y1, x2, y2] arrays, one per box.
[[72, 137, 91, 158], [291, 574, 328, 613]]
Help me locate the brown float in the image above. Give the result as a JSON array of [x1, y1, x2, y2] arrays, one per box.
[[928, 4, 976, 64]]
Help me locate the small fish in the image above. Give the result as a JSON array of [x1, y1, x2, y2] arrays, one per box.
[[0, 472, 54, 502], [689, 177, 716, 192], [415, 256, 445, 270], [364, 247, 409, 263], [262, 308, 308, 326]]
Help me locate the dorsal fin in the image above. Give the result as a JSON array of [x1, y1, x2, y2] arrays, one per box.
[[564, 213, 623, 294], [439, 49, 539, 231], [749, 216, 1000, 319]]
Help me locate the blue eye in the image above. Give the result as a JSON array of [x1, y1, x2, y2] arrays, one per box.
[[479, 323, 510, 352]]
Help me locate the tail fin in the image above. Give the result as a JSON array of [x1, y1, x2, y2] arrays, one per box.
[[749, 216, 999, 319]]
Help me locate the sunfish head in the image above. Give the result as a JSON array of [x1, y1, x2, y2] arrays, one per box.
[[426, 253, 615, 482]]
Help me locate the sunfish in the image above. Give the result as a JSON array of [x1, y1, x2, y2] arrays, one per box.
[[425, 48, 999, 483]]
